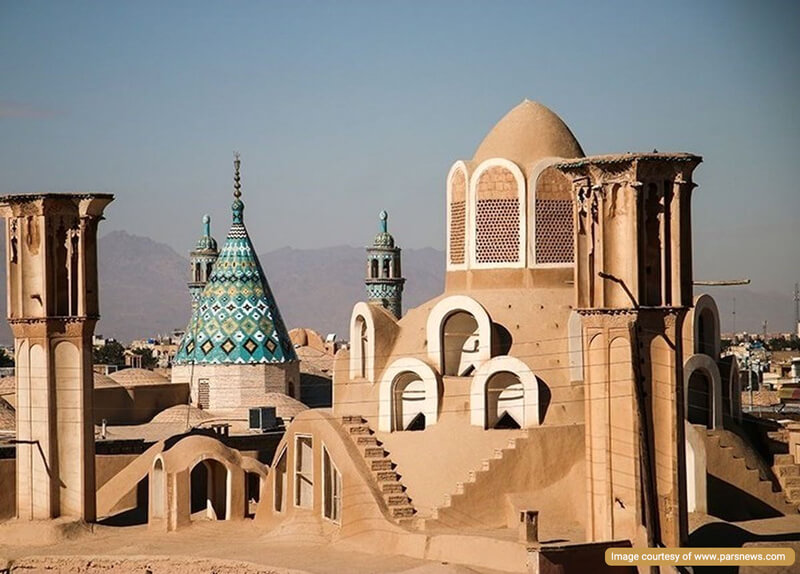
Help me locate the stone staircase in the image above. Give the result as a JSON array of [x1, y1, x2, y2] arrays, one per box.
[[341, 415, 417, 524], [417, 431, 528, 530], [704, 430, 798, 515], [772, 453, 800, 507]]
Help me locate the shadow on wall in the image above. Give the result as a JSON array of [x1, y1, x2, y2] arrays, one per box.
[[300, 374, 332, 408], [539, 377, 551, 422], [707, 475, 783, 521], [689, 521, 800, 574]]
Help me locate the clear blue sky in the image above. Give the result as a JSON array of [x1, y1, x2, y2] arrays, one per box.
[[1, 0, 798, 297]]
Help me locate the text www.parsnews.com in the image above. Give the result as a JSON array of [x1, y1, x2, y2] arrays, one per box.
[[605, 547, 795, 567]]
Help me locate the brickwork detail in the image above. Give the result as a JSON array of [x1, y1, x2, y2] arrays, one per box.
[[449, 170, 467, 265], [475, 166, 520, 264]]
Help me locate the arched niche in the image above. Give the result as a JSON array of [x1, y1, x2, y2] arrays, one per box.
[[349, 302, 376, 380], [691, 294, 721, 359], [470, 356, 541, 429], [427, 295, 493, 376], [468, 158, 527, 268], [684, 353, 723, 430], [447, 161, 470, 270], [378, 358, 440, 432], [151, 456, 166, 520], [189, 457, 231, 520]]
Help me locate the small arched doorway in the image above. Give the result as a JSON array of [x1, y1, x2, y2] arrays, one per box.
[[393, 371, 427, 431], [485, 371, 524, 429], [245, 472, 261, 518], [687, 370, 713, 428], [442, 311, 480, 376], [190, 459, 229, 520], [152, 458, 165, 520]]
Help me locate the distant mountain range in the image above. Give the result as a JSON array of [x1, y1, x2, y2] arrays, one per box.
[[0, 231, 793, 344]]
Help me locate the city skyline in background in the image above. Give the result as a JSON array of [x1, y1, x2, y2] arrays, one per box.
[[1, 1, 799, 332]]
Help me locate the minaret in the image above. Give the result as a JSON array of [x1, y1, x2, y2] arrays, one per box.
[[365, 210, 405, 319], [188, 214, 218, 310], [0, 193, 113, 521]]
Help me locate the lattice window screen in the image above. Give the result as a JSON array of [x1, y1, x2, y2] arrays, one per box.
[[475, 166, 520, 264], [535, 199, 574, 264], [449, 170, 467, 265]]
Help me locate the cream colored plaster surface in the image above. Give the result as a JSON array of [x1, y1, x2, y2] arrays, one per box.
[[0, 520, 504, 574]]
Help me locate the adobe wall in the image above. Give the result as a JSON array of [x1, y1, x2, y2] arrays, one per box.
[[96, 454, 140, 515]]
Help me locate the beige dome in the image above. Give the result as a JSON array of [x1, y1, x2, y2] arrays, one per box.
[[472, 100, 584, 167], [150, 404, 211, 426], [262, 392, 309, 419], [0, 376, 14, 396], [109, 368, 168, 387]]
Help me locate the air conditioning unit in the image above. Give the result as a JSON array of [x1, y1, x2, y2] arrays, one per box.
[[249, 406, 277, 432]]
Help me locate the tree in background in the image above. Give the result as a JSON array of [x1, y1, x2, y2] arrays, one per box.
[[0, 348, 13, 368], [93, 340, 125, 366]]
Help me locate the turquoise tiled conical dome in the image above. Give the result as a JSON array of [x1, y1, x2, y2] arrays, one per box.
[[174, 186, 297, 365]]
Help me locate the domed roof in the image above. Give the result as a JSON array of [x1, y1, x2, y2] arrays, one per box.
[[109, 368, 169, 387], [93, 373, 120, 388], [150, 404, 211, 426], [472, 100, 584, 167], [0, 373, 120, 391], [0, 397, 15, 432]]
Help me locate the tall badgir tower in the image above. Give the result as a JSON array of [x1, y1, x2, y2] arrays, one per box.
[[172, 155, 300, 410], [258, 100, 734, 559], [0, 193, 113, 521]]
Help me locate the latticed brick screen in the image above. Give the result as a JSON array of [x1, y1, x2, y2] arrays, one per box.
[[534, 167, 574, 265], [449, 169, 467, 265], [475, 166, 520, 264]]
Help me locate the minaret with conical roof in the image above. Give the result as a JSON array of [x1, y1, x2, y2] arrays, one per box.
[[188, 214, 219, 310], [172, 154, 300, 409], [365, 210, 405, 319]]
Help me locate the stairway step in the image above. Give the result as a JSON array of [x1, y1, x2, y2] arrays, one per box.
[[371, 459, 393, 471], [364, 446, 385, 458], [382, 483, 404, 494], [785, 487, 800, 502], [455, 482, 465, 494], [376, 470, 399, 482], [493, 448, 504, 459], [386, 494, 411, 506], [348, 425, 371, 435], [774, 454, 795, 466], [481, 460, 491, 471], [391, 506, 416, 518], [774, 465, 800, 478], [356, 436, 379, 446], [468, 470, 477, 482], [782, 476, 800, 488], [341, 415, 364, 425]]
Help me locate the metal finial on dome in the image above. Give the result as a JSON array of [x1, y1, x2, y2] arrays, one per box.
[[233, 152, 242, 199], [379, 210, 388, 233], [202, 214, 211, 236]]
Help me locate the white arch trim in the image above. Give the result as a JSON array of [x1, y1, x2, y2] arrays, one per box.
[[426, 295, 493, 373], [349, 302, 376, 381], [470, 356, 541, 429], [446, 160, 470, 271], [468, 158, 527, 269], [378, 357, 440, 432], [684, 353, 723, 430]]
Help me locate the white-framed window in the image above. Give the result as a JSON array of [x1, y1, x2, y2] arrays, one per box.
[[322, 445, 342, 523], [274, 446, 287, 512], [294, 435, 313, 508]]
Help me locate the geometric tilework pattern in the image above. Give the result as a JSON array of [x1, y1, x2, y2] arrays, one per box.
[[535, 198, 574, 264], [475, 198, 520, 264], [174, 198, 297, 365]]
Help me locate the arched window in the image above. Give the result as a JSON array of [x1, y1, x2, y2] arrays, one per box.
[[687, 370, 713, 428], [470, 160, 525, 267], [442, 311, 480, 376], [349, 303, 376, 380], [274, 447, 287, 513], [470, 356, 541, 429], [485, 372, 524, 429], [392, 371, 427, 431], [533, 167, 574, 266], [427, 296, 493, 376], [378, 358, 440, 432], [448, 165, 468, 267], [295, 435, 313, 508], [190, 459, 229, 520], [152, 458, 165, 520], [370, 259, 378, 279]]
